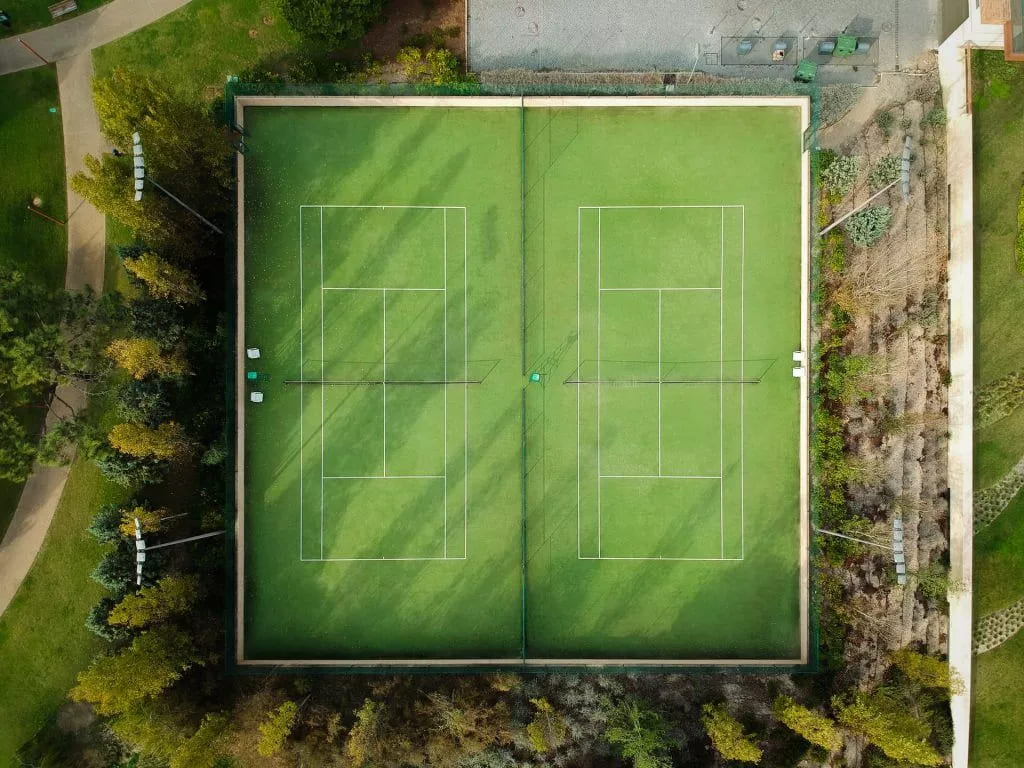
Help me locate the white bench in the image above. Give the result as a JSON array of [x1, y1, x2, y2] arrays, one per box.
[[48, 0, 77, 18]]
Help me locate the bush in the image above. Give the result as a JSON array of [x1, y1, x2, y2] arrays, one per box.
[[876, 109, 895, 137], [845, 206, 893, 246], [869, 156, 902, 190], [279, 0, 387, 45], [821, 154, 859, 197], [95, 450, 170, 487], [925, 107, 946, 127], [116, 378, 174, 427], [701, 704, 763, 763], [773, 696, 842, 751], [91, 543, 139, 594], [396, 46, 464, 86]]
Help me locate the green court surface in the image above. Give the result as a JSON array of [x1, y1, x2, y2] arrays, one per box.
[[238, 99, 807, 663]]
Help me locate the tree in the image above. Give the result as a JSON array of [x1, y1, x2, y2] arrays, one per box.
[[91, 69, 231, 215], [109, 421, 190, 460], [95, 449, 170, 487], [128, 297, 189, 347], [419, 687, 514, 765], [91, 543, 139, 593], [603, 698, 671, 768], [772, 695, 842, 752], [890, 649, 963, 694], [833, 691, 944, 766], [0, 410, 38, 481], [71, 626, 206, 715], [118, 504, 166, 538], [108, 574, 201, 629], [85, 597, 132, 642], [115, 377, 174, 427], [105, 338, 188, 379], [701, 703, 762, 764], [396, 46, 463, 85], [280, 0, 387, 45], [345, 698, 390, 767], [526, 697, 568, 753], [258, 700, 299, 757], [171, 712, 228, 768], [89, 503, 128, 543], [124, 252, 205, 305]]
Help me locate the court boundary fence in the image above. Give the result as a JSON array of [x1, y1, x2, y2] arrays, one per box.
[[224, 79, 821, 674]]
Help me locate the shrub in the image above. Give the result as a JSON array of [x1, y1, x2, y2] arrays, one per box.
[[526, 697, 568, 753], [869, 156, 902, 190], [890, 649, 963, 694], [701, 703, 763, 763], [279, 0, 387, 45], [925, 107, 947, 127], [876, 109, 895, 137], [833, 691, 944, 766], [845, 206, 893, 246], [258, 701, 298, 757], [396, 45, 463, 85], [91, 543, 138, 593], [821, 154, 859, 197], [116, 378, 174, 427], [95, 450, 170, 487]]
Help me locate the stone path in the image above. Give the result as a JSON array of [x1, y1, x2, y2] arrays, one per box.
[[974, 597, 1024, 654], [0, 0, 191, 617]]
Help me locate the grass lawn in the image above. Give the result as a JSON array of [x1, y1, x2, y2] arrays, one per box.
[[971, 49, 1024, 767], [0, 0, 110, 36], [239, 101, 805, 661], [0, 458, 128, 766], [0, 68, 66, 540], [92, 0, 299, 103]]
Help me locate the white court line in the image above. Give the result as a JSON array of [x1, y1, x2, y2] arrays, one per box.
[[658, 289, 662, 475], [324, 475, 445, 480], [443, 208, 448, 558], [298, 210, 304, 560], [740, 206, 745, 559], [597, 208, 602, 557], [576, 207, 582, 559], [578, 556, 743, 561], [599, 287, 720, 292], [305, 204, 468, 562], [578, 204, 747, 561], [319, 207, 325, 560], [720, 207, 725, 559], [600, 475, 722, 480], [382, 289, 387, 476], [307, 556, 468, 562], [322, 287, 445, 291]]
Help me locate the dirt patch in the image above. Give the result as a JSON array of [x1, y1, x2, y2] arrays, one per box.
[[362, 0, 466, 64]]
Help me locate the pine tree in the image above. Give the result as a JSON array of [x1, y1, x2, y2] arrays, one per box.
[[526, 697, 568, 753], [833, 691, 945, 766], [603, 698, 671, 768], [258, 700, 298, 757], [108, 574, 201, 629]]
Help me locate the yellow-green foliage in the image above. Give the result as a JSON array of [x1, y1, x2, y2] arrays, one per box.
[[118, 504, 164, 537], [396, 46, 463, 85], [526, 697, 568, 753], [701, 703, 763, 763], [833, 692, 944, 766], [108, 574, 201, 629], [772, 695, 842, 751], [345, 698, 392, 767], [170, 712, 227, 768], [891, 649, 963, 694], [257, 700, 298, 757], [108, 421, 189, 460], [71, 627, 202, 715], [123, 252, 204, 304], [105, 337, 188, 379]]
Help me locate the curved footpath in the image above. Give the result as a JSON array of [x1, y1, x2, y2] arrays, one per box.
[[0, 0, 191, 617]]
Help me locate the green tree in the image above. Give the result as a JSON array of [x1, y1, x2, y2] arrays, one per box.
[[603, 698, 671, 768], [71, 626, 206, 714], [258, 700, 299, 757], [118, 504, 166, 538], [890, 649, 962, 694], [396, 46, 463, 85], [105, 338, 188, 379], [701, 703, 762, 763], [89, 502, 128, 543], [772, 695, 842, 752], [108, 421, 190, 460], [346, 698, 390, 767], [833, 691, 944, 766], [108, 574, 201, 629], [526, 697, 568, 753], [124, 252, 205, 304], [0, 410, 38, 481], [280, 0, 387, 45], [419, 687, 514, 765]]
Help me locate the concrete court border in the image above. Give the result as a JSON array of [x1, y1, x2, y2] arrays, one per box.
[[233, 95, 810, 668]]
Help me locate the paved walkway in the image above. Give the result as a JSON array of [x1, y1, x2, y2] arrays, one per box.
[[0, 0, 190, 617]]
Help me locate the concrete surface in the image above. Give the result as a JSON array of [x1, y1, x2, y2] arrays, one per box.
[[468, 0, 942, 80], [0, 0, 190, 75]]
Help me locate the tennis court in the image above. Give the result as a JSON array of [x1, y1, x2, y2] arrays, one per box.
[[235, 96, 810, 665]]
